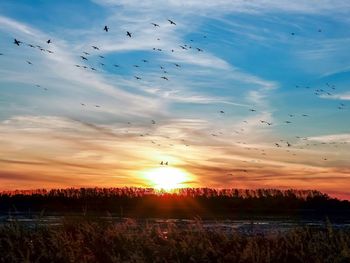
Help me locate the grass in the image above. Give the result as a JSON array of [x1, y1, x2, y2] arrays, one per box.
[[0, 217, 349, 263]]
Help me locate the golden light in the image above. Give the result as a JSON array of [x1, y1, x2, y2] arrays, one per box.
[[143, 167, 191, 191]]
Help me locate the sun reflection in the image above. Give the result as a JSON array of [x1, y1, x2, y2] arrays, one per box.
[[142, 167, 191, 191]]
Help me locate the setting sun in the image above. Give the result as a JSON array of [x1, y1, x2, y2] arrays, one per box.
[[143, 167, 191, 190]]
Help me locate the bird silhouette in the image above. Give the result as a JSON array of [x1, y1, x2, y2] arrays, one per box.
[[151, 23, 160, 27], [168, 19, 176, 25], [161, 76, 169, 80], [134, 76, 141, 80], [92, 46, 100, 50], [13, 39, 21, 46], [46, 39, 51, 44], [103, 25, 109, 32], [126, 31, 132, 37], [80, 56, 88, 60]]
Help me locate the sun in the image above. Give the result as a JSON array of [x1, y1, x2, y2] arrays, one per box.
[[143, 167, 191, 191]]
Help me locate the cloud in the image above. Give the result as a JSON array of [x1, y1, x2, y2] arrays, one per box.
[[0, 15, 164, 119], [308, 133, 350, 143], [92, 0, 350, 15], [320, 92, 350, 101]]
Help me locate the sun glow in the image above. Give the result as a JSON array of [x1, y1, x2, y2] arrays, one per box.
[[143, 167, 191, 190]]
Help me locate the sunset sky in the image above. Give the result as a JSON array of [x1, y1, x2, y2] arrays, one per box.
[[0, 0, 349, 199]]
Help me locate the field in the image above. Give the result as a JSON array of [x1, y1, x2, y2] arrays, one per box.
[[0, 217, 350, 263]]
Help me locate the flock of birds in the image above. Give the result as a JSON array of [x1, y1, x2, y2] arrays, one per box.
[[2, 18, 349, 171]]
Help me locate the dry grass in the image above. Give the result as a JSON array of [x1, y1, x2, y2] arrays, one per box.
[[0, 217, 349, 263]]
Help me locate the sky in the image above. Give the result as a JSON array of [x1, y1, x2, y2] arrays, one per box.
[[0, 0, 349, 199]]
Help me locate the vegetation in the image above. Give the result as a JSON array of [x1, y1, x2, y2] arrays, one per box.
[[0, 217, 349, 263], [0, 188, 349, 218]]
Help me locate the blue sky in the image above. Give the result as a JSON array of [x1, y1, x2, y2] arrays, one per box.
[[0, 0, 349, 198]]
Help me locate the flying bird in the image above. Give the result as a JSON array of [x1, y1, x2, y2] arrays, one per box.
[[151, 23, 160, 27], [167, 19, 176, 25], [103, 25, 109, 32], [46, 39, 51, 44], [134, 76, 141, 80], [92, 46, 100, 50], [80, 56, 88, 60], [161, 76, 169, 80], [13, 39, 21, 46], [126, 31, 132, 37]]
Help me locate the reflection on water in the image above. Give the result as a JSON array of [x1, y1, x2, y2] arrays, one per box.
[[1, 214, 350, 234]]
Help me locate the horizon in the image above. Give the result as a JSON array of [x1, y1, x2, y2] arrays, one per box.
[[0, 1, 350, 200]]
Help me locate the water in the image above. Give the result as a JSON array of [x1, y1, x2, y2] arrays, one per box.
[[1, 213, 350, 234]]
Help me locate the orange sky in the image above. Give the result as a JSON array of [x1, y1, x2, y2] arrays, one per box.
[[1, 116, 349, 200]]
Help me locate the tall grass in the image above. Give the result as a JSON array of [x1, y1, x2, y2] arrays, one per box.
[[0, 218, 349, 263]]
